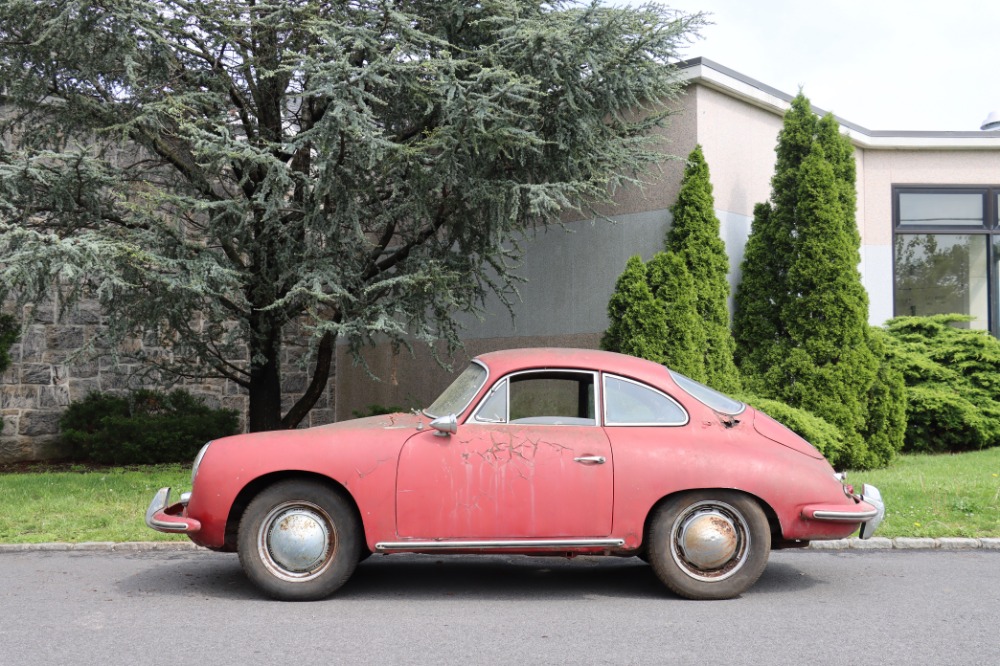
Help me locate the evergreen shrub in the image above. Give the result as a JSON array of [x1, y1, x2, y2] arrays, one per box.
[[60, 389, 239, 464], [666, 145, 741, 392], [732, 94, 906, 468], [601, 255, 671, 363], [883, 314, 1000, 453]]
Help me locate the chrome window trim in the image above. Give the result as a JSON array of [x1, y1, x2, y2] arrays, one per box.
[[602, 374, 689, 427], [468, 368, 601, 427], [668, 369, 746, 416], [472, 378, 508, 423]]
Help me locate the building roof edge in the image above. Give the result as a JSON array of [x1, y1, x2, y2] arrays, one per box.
[[675, 57, 1000, 150]]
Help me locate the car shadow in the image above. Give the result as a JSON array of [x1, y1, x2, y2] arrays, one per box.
[[119, 550, 822, 602], [340, 554, 664, 601], [116, 551, 261, 600]]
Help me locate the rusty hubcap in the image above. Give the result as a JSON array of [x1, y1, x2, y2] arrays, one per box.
[[258, 501, 335, 582], [670, 500, 750, 582]]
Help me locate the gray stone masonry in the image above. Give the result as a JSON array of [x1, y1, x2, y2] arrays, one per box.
[[0, 299, 336, 462]]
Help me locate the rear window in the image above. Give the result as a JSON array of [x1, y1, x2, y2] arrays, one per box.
[[668, 370, 745, 416]]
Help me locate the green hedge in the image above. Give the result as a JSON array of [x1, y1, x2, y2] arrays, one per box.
[[884, 315, 1000, 453], [60, 389, 239, 464]]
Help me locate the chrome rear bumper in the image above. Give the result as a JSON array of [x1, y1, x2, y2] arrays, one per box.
[[856, 484, 885, 539], [802, 483, 885, 540]]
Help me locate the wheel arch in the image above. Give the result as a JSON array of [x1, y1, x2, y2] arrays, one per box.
[[640, 488, 783, 554], [223, 471, 366, 552]]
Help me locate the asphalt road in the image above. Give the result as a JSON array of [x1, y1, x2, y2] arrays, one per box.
[[1, 549, 998, 665]]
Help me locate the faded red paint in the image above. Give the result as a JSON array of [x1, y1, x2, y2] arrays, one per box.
[[168, 348, 875, 554]]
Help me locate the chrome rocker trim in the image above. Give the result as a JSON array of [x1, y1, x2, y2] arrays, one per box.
[[375, 538, 626, 552]]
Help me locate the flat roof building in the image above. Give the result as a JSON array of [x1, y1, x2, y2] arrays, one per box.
[[336, 58, 1000, 418]]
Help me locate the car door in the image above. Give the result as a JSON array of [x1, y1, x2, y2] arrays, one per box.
[[396, 370, 614, 539]]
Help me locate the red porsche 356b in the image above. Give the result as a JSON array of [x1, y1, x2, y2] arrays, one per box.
[[147, 348, 883, 600]]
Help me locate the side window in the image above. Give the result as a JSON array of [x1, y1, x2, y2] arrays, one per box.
[[473, 371, 597, 426], [604, 375, 687, 426]]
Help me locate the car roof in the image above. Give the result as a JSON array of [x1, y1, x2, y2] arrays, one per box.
[[474, 348, 667, 383]]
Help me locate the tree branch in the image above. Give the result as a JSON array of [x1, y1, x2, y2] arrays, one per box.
[[281, 329, 336, 429]]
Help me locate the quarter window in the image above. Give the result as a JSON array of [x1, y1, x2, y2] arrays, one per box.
[[603, 375, 687, 426]]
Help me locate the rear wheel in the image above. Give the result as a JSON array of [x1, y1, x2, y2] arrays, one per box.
[[238, 479, 361, 601], [647, 491, 770, 600]]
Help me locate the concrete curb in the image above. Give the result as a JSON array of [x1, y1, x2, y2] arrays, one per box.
[[0, 541, 207, 553], [1, 538, 1000, 553]]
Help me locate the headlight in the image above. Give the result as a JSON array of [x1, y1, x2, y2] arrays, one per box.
[[191, 442, 212, 485]]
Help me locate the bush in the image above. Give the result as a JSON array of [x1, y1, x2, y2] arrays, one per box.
[[903, 385, 1000, 453], [601, 255, 672, 363], [352, 404, 406, 419], [884, 314, 1000, 453], [60, 389, 239, 464], [857, 327, 907, 468]]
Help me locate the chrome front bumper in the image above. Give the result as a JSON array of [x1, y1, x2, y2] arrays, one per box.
[[802, 483, 886, 540], [145, 487, 201, 534]]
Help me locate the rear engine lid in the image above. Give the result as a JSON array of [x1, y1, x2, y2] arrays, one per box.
[[752, 408, 825, 460]]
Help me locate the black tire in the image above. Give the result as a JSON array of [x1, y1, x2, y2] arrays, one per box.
[[647, 491, 771, 600], [237, 479, 362, 601]]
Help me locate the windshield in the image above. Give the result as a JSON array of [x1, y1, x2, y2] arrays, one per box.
[[424, 362, 488, 418], [668, 369, 746, 416]]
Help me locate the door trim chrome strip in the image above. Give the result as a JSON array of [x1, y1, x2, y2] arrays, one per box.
[[374, 538, 626, 552]]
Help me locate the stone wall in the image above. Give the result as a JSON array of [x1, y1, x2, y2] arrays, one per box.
[[0, 298, 335, 463]]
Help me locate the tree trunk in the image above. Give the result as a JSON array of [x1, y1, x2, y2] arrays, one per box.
[[247, 330, 284, 432]]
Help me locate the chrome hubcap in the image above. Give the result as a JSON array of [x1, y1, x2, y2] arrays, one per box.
[[258, 502, 335, 582], [670, 500, 750, 582]]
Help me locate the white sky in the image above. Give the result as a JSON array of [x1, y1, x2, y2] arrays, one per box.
[[615, 0, 1000, 131]]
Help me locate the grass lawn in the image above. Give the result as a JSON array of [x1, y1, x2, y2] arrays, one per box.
[[0, 449, 998, 543], [849, 447, 1000, 538], [0, 464, 191, 543]]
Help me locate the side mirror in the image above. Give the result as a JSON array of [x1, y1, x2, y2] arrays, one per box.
[[429, 414, 458, 437]]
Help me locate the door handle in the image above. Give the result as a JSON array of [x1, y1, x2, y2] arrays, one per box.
[[573, 455, 606, 465]]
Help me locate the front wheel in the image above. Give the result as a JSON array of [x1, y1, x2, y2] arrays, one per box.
[[647, 491, 771, 600], [238, 479, 361, 601]]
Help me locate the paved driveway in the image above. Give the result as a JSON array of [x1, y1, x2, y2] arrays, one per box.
[[1, 549, 998, 665]]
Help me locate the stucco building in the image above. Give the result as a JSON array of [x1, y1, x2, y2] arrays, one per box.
[[336, 58, 1000, 418], [4, 58, 1000, 460]]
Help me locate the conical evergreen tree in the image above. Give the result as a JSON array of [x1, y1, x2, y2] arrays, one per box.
[[647, 251, 706, 380], [666, 145, 741, 392], [762, 144, 876, 447], [734, 94, 816, 379], [733, 93, 905, 467], [601, 256, 671, 363]]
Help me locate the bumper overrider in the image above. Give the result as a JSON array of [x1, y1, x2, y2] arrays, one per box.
[[145, 487, 201, 534], [801, 483, 886, 539]]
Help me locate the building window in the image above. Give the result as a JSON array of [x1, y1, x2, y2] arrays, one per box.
[[893, 187, 997, 334]]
